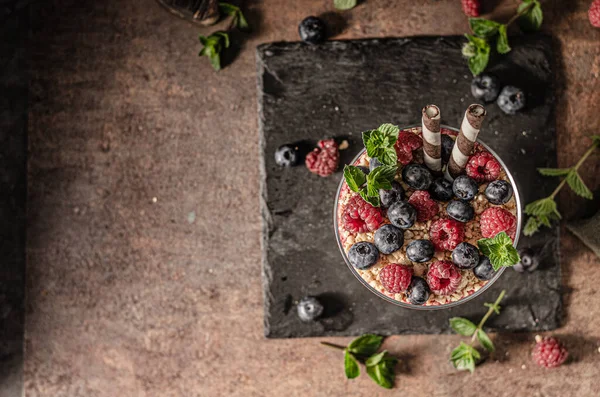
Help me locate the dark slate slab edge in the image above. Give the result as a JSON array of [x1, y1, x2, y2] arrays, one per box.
[[0, 2, 28, 394], [257, 35, 561, 338]]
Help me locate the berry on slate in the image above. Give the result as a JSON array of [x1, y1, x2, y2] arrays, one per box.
[[532, 335, 569, 368], [466, 152, 501, 183], [407, 276, 431, 305], [461, 0, 481, 17], [430, 219, 465, 251], [395, 131, 423, 165], [297, 296, 324, 322], [485, 180, 513, 205], [446, 199, 475, 223], [471, 73, 501, 103], [379, 180, 405, 208], [298, 16, 327, 45], [497, 86, 526, 115], [453, 175, 479, 201], [341, 194, 384, 233], [406, 239, 435, 263], [369, 157, 382, 171], [513, 248, 540, 273], [452, 242, 480, 270], [305, 138, 339, 177], [402, 164, 433, 190], [473, 255, 496, 280], [348, 241, 379, 269], [408, 191, 438, 222], [590, 0, 600, 28], [379, 264, 413, 294], [441, 134, 454, 164], [427, 260, 462, 296], [275, 144, 299, 167], [480, 207, 517, 240], [429, 177, 454, 201], [374, 224, 404, 255], [387, 201, 417, 229]]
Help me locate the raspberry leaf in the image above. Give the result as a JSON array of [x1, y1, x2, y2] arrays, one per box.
[[496, 25, 511, 54], [477, 232, 520, 271], [343, 165, 367, 193], [344, 350, 360, 379], [517, 0, 543, 32], [469, 18, 502, 38], [477, 329, 495, 352], [537, 167, 572, 176], [449, 317, 477, 336], [566, 171, 593, 200], [334, 0, 357, 11], [347, 334, 383, 357], [450, 342, 480, 373]]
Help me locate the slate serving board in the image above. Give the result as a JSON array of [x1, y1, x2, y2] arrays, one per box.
[[257, 35, 561, 338]]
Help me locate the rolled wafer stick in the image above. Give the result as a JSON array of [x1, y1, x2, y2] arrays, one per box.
[[422, 105, 442, 173], [445, 104, 487, 181]]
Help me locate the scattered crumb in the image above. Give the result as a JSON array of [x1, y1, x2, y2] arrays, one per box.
[[509, 368, 513, 373], [334, 106, 340, 111], [187, 211, 196, 224], [463, 74, 468, 79], [520, 148, 526, 155], [505, 351, 509, 356], [152, 197, 158, 203], [453, 79, 457, 84], [338, 140, 349, 150], [208, 269, 213, 273], [460, 98, 464, 102], [597, 347, 600, 353], [494, 131, 499, 135], [322, 105, 327, 109], [74, 207, 80, 214], [138, 126, 143, 131], [535, 335, 543, 343], [521, 364, 527, 370], [522, 131, 528, 136]]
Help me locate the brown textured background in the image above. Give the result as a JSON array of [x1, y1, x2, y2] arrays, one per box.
[[24, 1, 600, 396]]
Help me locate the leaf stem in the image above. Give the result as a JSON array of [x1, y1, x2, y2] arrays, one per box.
[[549, 139, 599, 199], [320, 341, 346, 351], [507, 1, 535, 27], [470, 290, 505, 344]]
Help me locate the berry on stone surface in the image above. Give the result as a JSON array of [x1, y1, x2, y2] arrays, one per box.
[[473, 255, 496, 280], [297, 296, 324, 322], [480, 207, 517, 240], [466, 152, 501, 183], [407, 276, 431, 305], [485, 180, 513, 205], [532, 335, 569, 368], [453, 175, 479, 201], [402, 164, 433, 190], [379, 180, 405, 208], [406, 239, 435, 263], [441, 134, 454, 164], [430, 219, 465, 251], [379, 264, 413, 293], [452, 242, 480, 270], [497, 86, 526, 115], [305, 138, 339, 177], [341, 194, 383, 233], [298, 16, 327, 45], [471, 73, 501, 103], [374, 224, 404, 255], [369, 157, 382, 171], [348, 241, 379, 269], [429, 177, 454, 201], [446, 199, 475, 223], [427, 260, 462, 295], [513, 248, 540, 273], [461, 0, 481, 17], [590, 0, 600, 27], [407, 191, 438, 222], [394, 131, 423, 165], [387, 201, 417, 229], [275, 144, 299, 167]]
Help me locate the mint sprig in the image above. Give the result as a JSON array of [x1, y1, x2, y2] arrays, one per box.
[[199, 31, 230, 71], [219, 2, 249, 30], [477, 232, 520, 271], [517, 0, 543, 32], [362, 123, 399, 166], [344, 164, 397, 207]]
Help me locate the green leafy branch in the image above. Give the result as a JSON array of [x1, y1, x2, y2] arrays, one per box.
[[449, 290, 505, 373], [462, 0, 543, 75], [321, 334, 398, 389], [524, 135, 600, 236], [477, 232, 520, 270]]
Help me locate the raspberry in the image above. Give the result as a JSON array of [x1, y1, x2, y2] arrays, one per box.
[[407, 191, 438, 222], [426, 260, 462, 295], [341, 194, 384, 233], [394, 131, 423, 165], [480, 207, 517, 240], [305, 139, 339, 177], [379, 264, 413, 293], [532, 335, 569, 368], [590, 0, 600, 27], [461, 0, 481, 17], [429, 219, 465, 251], [466, 152, 501, 182]]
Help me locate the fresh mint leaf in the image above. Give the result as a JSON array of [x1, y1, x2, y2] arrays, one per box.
[[477, 329, 495, 352], [378, 124, 400, 141], [359, 190, 380, 207], [344, 165, 367, 193], [199, 32, 230, 71], [523, 216, 541, 236], [450, 342, 480, 373], [524, 197, 561, 218], [477, 232, 520, 271], [363, 127, 398, 166], [368, 165, 397, 190], [362, 130, 374, 149], [347, 334, 383, 357], [219, 2, 250, 30], [334, 0, 357, 11], [496, 25, 511, 54], [378, 147, 397, 166], [517, 0, 543, 32], [449, 317, 477, 336], [213, 31, 230, 48], [366, 357, 396, 389], [566, 171, 593, 200], [538, 167, 572, 176], [344, 350, 360, 379], [464, 34, 490, 75], [365, 350, 387, 367], [469, 18, 502, 38]]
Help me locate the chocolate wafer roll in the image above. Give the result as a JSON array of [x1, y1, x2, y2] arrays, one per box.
[[445, 104, 487, 181], [422, 105, 442, 173]]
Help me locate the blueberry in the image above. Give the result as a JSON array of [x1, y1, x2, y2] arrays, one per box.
[[429, 178, 454, 201], [473, 256, 496, 280], [374, 224, 404, 254], [357, 165, 370, 175], [275, 145, 298, 167], [513, 248, 540, 273], [369, 157, 382, 171], [407, 276, 431, 305], [471, 73, 501, 103], [446, 199, 475, 222], [298, 16, 327, 45], [406, 239, 435, 263], [453, 175, 478, 201], [441, 134, 454, 164], [348, 242, 379, 269], [387, 201, 417, 229], [485, 180, 513, 205], [497, 86, 526, 115], [452, 242, 480, 270], [297, 296, 324, 322], [379, 181, 405, 208], [402, 164, 433, 190]]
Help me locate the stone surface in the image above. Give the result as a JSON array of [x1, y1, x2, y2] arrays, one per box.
[[23, 0, 600, 396]]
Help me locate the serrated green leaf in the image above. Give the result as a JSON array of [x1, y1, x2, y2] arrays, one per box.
[[362, 130, 374, 149], [359, 190, 380, 207], [368, 165, 397, 189], [365, 350, 387, 367], [378, 123, 400, 140], [208, 53, 221, 71], [478, 232, 520, 270], [523, 216, 541, 236], [518, 0, 543, 32], [469, 18, 502, 38], [334, 0, 357, 11], [344, 350, 360, 379], [344, 165, 367, 193], [348, 334, 383, 357], [378, 147, 397, 166], [449, 318, 477, 336], [366, 360, 395, 389], [477, 329, 495, 352], [524, 197, 560, 218], [566, 171, 593, 199], [496, 25, 511, 54], [537, 167, 572, 176], [464, 34, 491, 76], [219, 3, 250, 30], [450, 342, 480, 373]]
